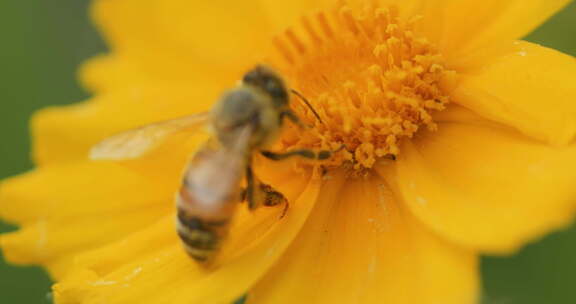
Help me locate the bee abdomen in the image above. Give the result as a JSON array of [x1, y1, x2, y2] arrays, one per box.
[[176, 211, 228, 263]]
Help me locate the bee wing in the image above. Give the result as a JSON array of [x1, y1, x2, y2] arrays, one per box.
[[90, 112, 211, 160], [183, 125, 253, 212]]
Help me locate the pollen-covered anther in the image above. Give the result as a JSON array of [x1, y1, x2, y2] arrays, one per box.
[[273, 5, 456, 171]]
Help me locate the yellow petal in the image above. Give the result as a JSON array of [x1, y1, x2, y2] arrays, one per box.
[[257, 0, 330, 31], [0, 162, 171, 223], [54, 168, 321, 304], [416, 0, 572, 60], [248, 173, 478, 304], [452, 41, 576, 145], [46, 258, 78, 280], [33, 81, 217, 165], [1, 205, 170, 275], [79, 55, 235, 95], [93, 0, 271, 73], [381, 122, 576, 254], [0, 161, 174, 278]]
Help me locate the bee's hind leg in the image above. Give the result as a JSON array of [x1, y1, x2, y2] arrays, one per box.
[[244, 165, 258, 211], [259, 183, 289, 219], [239, 187, 247, 203], [245, 163, 289, 218]]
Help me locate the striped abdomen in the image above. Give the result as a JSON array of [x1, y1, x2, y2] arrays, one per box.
[[176, 203, 230, 263], [175, 143, 247, 265]]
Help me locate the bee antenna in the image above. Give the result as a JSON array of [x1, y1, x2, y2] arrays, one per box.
[[290, 89, 324, 124]]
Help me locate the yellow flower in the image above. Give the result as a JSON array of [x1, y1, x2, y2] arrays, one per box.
[[2, 0, 576, 303]]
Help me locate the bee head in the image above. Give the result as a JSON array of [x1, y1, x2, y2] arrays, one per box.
[[242, 65, 288, 107]]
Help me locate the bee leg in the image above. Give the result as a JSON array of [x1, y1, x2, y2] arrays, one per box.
[[259, 183, 289, 219], [239, 187, 247, 202], [261, 144, 345, 161], [246, 163, 289, 218], [259, 184, 287, 206], [280, 201, 290, 219], [280, 110, 308, 129], [261, 149, 332, 161], [245, 165, 258, 211]]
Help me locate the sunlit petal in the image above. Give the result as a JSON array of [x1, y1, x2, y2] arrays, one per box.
[[451, 41, 576, 145], [249, 172, 478, 304], [380, 122, 576, 253]]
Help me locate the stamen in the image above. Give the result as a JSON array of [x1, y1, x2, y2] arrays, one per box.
[[301, 15, 322, 46], [317, 12, 334, 38], [340, 7, 360, 35], [272, 36, 294, 65], [285, 29, 306, 55], [272, 4, 456, 172]]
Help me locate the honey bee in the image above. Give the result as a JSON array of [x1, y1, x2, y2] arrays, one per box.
[[91, 65, 335, 267]]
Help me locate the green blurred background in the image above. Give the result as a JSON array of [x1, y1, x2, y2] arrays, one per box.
[[0, 1, 575, 303]]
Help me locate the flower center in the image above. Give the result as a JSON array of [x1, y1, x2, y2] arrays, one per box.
[[271, 5, 456, 171]]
